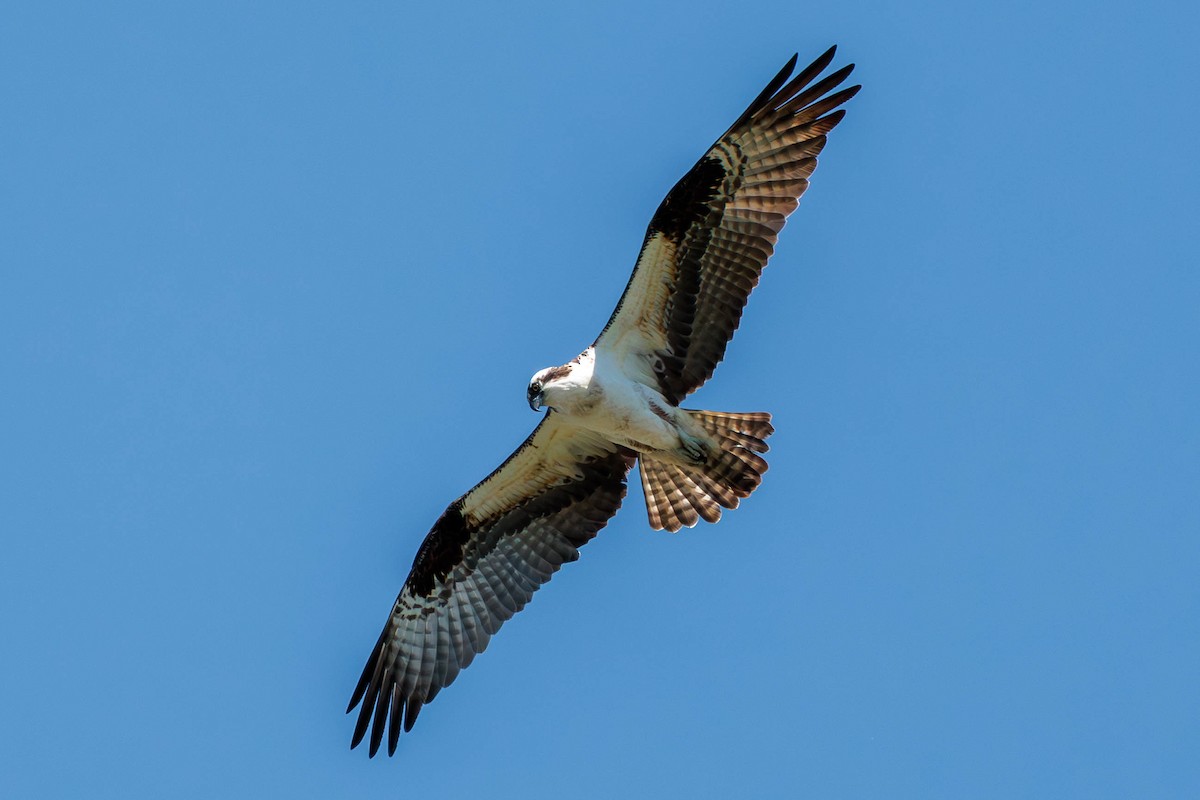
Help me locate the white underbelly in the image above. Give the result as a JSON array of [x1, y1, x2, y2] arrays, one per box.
[[575, 378, 680, 453]]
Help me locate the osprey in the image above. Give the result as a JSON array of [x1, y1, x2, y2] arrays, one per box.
[[348, 47, 859, 756]]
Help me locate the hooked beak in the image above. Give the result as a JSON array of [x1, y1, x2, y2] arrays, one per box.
[[528, 391, 543, 412]]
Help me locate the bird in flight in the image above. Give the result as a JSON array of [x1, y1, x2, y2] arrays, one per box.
[[347, 46, 859, 756]]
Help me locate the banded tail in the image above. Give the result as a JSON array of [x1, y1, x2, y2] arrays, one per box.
[[638, 410, 774, 532]]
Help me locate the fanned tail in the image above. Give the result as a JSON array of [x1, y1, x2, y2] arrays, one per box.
[[638, 410, 774, 532]]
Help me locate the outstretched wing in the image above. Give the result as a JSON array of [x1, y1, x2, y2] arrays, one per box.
[[347, 414, 635, 756], [595, 47, 860, 404]]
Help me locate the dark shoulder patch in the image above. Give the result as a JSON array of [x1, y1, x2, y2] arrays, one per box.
[[647, 155, 727, 241], [541, 364, 572, 383], [406, 501, 470, 597]]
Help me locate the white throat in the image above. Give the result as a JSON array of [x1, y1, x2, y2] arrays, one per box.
[[539, 349, 597, 412]]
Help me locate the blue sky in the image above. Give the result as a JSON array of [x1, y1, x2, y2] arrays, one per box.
[[3, 1, 1197, 797]]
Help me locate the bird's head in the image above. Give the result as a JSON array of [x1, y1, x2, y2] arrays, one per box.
[[526, 364, 573, 412]]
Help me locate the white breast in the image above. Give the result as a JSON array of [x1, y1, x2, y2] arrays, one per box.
[[583, 347, 681, 452]]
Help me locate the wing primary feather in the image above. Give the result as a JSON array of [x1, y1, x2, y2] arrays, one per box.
[[792, 85, 862, 125], [725, 53, 799, 131], [814, 108, 847, 132], [403, 697, 424, 732], [350, 619, 395, 752], [774, 64, 857, 119], [350, 675, 378, 750], [387, 685, 403, 756], [368, 675, 390, 757], [346, 630, 386, 713], [349, 708, 369, 751], [766, 45, 840, 115]]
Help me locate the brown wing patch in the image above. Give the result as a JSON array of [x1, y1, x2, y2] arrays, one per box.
[[406, 503, 469, 596]]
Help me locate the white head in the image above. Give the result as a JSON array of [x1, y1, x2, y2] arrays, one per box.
[[526, 364, 573, 412]]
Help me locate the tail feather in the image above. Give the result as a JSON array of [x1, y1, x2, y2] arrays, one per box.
[[640, 459, 721, 531], [687, 410, 774, 444], [722, 428, 772, 454], [638, 410, 774, 532], [686, 466, 744, 511]]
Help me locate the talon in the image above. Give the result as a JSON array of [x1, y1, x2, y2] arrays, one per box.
[[681, 437, 709, 465]]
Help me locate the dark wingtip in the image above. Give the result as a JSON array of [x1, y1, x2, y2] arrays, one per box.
[[816, 44, 838, 70], [349, 672, 381, 752], [346, 631, 386, 714], [403, 697, 424, 733], [387, 687, 403, 756], [367, 688, 389, 757], [825, 63, 857, 87], [727, 52, 800, 132], [346, 679, 367, 715], [350, 707, 369, 750], [762, 53, 800, 100]]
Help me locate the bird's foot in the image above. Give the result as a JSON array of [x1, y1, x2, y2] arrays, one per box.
[[678, 433, 710, 466]]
